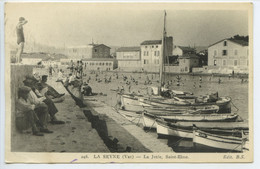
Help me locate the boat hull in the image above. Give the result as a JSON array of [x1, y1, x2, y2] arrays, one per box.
[[145, 105, 219, 115], [139, 97, 231, 113], [193, 130, 243, 152], [162, 114, 238, 122], [120, 94, 230, 114], [156, 120, 193, 138], [142, 113, 158, 129], [144, 112, 238, 122], [116, 109, 142, 125], [174, 121, 248, 130], [120, 94, 150, 112]]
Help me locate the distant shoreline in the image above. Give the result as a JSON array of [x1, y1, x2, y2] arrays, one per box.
[[107, 70, 249, 78]]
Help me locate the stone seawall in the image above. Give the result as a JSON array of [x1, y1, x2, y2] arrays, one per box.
[[10, 65, 34, 134]]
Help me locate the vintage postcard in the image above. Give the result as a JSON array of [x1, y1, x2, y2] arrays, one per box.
[[4, 2, 253, 163]]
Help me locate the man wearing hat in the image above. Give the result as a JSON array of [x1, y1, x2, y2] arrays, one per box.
[[16, 86, 51, 136], [16, 17, 28, 63], [23, 76, 65, 125], [40, 75, 65, 100]]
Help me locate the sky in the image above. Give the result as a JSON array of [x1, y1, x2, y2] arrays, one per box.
[[5, 3, 250, 48]]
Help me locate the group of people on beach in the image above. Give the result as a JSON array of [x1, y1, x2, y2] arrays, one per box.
[[16, 74, 66, 136], [55, 67, 93, 98], [68, 60, 84, 79]]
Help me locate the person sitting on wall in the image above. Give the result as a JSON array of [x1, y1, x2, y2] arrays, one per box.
[[23, 77, 65, 125], [40, 75, 65, 100], [37, 82, 65, 103], [16, 86, 53, 135], [27, 74, 65, 103], [81, 82, 93, 96], [68, 73, 76, 85], [56, 69, 66, 83]]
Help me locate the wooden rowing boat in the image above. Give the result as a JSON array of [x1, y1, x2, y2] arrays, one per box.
[[193, 129, 246, 152], [144, 105, 219, 115], [143, 111, 238, 123], [115, 109, 143, 126], [119, 94, 147, 112], [142, 111, 238, 129], [156, 119, 193, 138], [138, 96, 231, 114], [156, 119, 245, 139], [173, 121, 248, 130], [120, 93, 231, 113], [150, 86, 195, 99]]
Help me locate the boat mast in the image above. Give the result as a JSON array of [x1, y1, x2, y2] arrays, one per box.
[[159, 10, 167, 95]]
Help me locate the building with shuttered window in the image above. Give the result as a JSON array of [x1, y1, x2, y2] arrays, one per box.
[[208, 38, 249, 73]]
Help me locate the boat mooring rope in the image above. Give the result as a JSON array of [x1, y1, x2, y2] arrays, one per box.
[[231, 100, 239, 111], [145, 119, 156, 133], [168, 137, 186, 147], [112, 106, 142, 126], [121, 115, 142, 126], [228, 143, 243, 153]]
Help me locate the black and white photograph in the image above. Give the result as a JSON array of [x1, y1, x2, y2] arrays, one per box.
[[4, 2, 253, 163]]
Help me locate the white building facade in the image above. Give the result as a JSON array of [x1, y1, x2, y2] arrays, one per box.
[[66, 44, 111, 60], [66, 45, 93, 60], [82, 58, 117, 71], [140, 37, 173, 72], [116, 47, 141, 71], [208, 39, 249, 73]]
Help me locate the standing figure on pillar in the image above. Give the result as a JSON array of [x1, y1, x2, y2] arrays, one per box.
[[16, 17, 28, 63]]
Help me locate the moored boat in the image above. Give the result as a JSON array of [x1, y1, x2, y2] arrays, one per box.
[[143, 111, 238, 123], [142, 112, 158, 129], [150, 86, 195, 99], [156, 119, 193, 138], [193, 129, 246, 152], [144, 105, 219, 115], [120, 93, 230, 114], [138, 96, 231, 114], [116, 109, 142, 124], [119, 94, 148, 112], [173, 121, 248, 130], [156, 119, 245, 139], [119, 10, 232, 116]]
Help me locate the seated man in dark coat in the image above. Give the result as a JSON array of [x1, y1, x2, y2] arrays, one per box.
[[23, 77, 65, 125], [16, 86, 52, 136]]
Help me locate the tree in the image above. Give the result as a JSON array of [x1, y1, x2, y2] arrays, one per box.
[[230, 35, 249, 42]]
